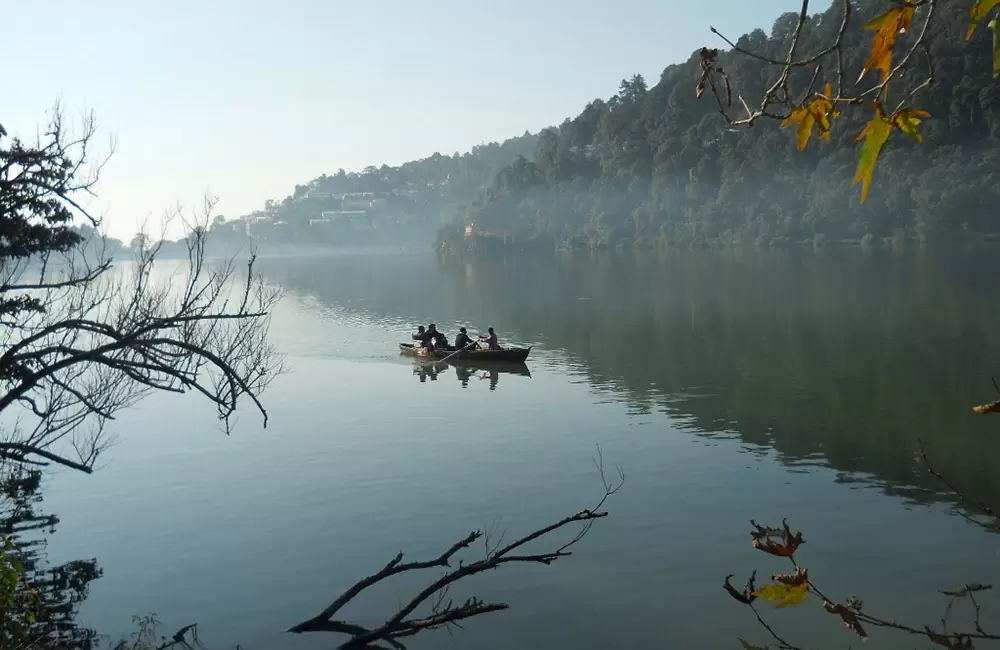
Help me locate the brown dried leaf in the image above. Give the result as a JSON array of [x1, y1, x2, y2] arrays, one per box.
[[823, 601, 869, 640], [697, 48, 719, 98], [750, 519, 805, 557], [973, 399, 1000, 414], [773, 567, 808, 587]]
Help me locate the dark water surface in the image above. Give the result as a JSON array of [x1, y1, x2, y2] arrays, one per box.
[[41, 248, 1000, 649]]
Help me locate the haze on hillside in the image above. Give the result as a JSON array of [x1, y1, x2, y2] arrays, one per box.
[[5, 0, 786, 242], [10, 0, 1000, 254]]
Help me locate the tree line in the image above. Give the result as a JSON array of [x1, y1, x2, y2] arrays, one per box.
[[437, 0, 1000, 252]]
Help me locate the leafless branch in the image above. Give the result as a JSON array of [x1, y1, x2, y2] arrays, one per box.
[[288, 451, 624, 649], [918, 438, 997, 530], [0, 108, 284, 472]]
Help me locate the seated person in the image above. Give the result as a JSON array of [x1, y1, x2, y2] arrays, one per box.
[[454, 327, 477, 350], [478, 327, 500, 350], [412, 325, 433, 350], [427, 323, 449, 350]]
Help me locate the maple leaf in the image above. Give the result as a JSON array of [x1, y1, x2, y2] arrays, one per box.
[[967, 0, 1000, 40], [750, 519, 804, 557], [823, 601, 868, 640], [852, 103, 893, 203], [773, 567, 809, 587], [753, 581, 809, 609], [973, 399, 1000, 414], [781, 83, 838, 151], [891, 108, 931, 143], [860, 4, 916, 82]]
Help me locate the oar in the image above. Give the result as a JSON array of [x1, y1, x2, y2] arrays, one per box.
[[423, 340, 477, 366]]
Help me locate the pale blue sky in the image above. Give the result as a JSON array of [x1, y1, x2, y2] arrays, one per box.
[[5, 0, 792, 238]]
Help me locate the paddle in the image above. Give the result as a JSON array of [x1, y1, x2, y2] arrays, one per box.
[[422, 339, 478, 366]]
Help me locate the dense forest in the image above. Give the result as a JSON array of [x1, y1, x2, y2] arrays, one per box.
[[435, 0, 1000, 252]]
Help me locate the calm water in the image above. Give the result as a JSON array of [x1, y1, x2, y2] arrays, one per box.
[[37, 248, 1000, 649]]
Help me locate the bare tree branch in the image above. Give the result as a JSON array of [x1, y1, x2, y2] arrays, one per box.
[[288, 449, 624, 649], [0, 106, 283, 473]]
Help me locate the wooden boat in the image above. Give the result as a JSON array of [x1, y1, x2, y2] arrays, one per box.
[[398, 342, 532, 363]]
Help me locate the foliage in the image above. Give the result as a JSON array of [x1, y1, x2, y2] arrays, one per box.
[[435, 1, 1000, 253], [724, 515, 998, 648], [0, 106, 282, 472], [0, 468, 102, 649], [0, 536, 43, 648], [727, 435, 1000, 649]]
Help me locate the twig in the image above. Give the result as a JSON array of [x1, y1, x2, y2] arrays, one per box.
[[918, 438, 996, 529]]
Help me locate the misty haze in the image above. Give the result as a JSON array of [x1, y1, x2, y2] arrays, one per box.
[[4, 1, 1000, 650]]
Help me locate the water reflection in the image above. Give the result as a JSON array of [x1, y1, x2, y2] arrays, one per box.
[[412, 362, 445, 383], [1, 468, 102, 648], [407, 358, 532, 390], [259, 248, 1000, 514], [451, 361, 531, 390]]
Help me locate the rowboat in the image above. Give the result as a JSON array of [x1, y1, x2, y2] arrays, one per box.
[[398, 342, 532, 363]]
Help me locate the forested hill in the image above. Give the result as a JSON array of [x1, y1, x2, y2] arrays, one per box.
[[438, 0, 1000, 252], [228, 132, 538, 248]]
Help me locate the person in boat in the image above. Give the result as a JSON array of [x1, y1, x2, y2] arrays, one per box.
[[454, 326, 478, 351], [427, 323, 449, 350], [412, 325, 434, 351], [478, 327, 500, 350]]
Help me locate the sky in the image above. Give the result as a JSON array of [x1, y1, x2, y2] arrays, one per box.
[[5, 0, 794, 239]]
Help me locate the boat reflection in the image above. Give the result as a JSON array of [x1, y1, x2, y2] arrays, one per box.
[[408, 357, 531, 390], [450, 361, 531, 391], [412, 363, 446, 383]]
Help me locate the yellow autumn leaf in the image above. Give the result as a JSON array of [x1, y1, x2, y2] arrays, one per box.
[[891, 108, 931, 143], [967, 0, 1000, 39], [781, 107, 814, 151], [781, 84, 837, 151], [852, 104, 893, 203], [861, 4, 916, 81], [752, 582, 809, 609]]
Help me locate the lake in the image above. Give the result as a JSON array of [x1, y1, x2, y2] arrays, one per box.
[[36, 247, 1000, 649]]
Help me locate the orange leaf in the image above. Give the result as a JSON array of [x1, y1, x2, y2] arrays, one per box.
[[860, 4, 916, 81], [967, 0, 1000, 39], [750, 519, 805, 557]]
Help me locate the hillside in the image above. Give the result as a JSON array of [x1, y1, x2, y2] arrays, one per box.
[[437, 0, 1000, 252], [214, 132, 539, 249]]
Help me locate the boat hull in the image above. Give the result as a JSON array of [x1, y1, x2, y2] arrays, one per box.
[[398, 343, 531, 363]]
